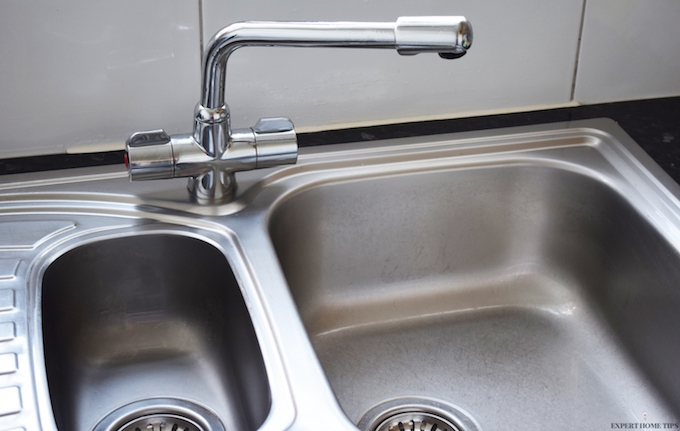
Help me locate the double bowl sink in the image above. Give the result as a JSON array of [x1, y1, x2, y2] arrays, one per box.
[[1, 119, 678, 430]]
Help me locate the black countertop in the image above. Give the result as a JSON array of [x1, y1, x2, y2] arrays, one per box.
[[1, 95, 679, 183]]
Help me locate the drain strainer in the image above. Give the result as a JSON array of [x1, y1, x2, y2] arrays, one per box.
[[374, 411, 461, 431], [358, 397, 480, 431], [93, 398, 225, 431], [118, 413, 204, 431]]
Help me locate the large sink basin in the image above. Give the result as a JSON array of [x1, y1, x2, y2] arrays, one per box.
[[0, 119, 678, 431], [267, 120, 680, 429]]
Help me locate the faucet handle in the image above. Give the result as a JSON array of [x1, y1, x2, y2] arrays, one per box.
[[128, 129, 171, 147], [126, 129, 175, 180], [252, 117, 298, 168], [254, 117, 294, 135]]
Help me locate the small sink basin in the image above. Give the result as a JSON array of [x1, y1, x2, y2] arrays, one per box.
[[41, 234, 270, 431], [269, 145, 680, 428]]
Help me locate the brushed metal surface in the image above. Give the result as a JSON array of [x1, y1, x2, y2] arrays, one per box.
[[267, 120, 680, 429], [0, 119, 678, 430], [42, 235, 269, 431]]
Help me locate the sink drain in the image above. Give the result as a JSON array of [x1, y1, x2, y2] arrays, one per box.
[[358, 398, 480, 431], [93, 398, 225, 431], [373, 411, 461, 431], [117, 413, 205, 431]]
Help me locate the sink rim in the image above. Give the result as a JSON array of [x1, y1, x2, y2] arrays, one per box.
[[27, 224, 295, 431], [262, 120, 680, 257]]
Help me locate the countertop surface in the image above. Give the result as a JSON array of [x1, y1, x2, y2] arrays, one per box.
[[1, 95, 679, 184]]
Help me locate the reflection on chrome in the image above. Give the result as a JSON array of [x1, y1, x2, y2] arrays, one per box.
[[125, 16, 472, 203]]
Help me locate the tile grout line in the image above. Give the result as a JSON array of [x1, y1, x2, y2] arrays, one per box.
[[198, 0, 205, 65], [570, 0, 588, 102]]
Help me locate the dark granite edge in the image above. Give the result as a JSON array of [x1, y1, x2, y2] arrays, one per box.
[[1, 96, 679, 182]]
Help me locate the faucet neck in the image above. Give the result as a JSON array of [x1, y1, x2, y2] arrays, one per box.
[[199, 17, 472, 110], [193, 103, 229, 158], [199, 21, 395, 110]]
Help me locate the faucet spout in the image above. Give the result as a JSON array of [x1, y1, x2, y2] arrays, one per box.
[[200, 16, 472, 110]]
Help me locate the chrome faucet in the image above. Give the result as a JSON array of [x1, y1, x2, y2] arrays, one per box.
[[125, 16, 472, 203]]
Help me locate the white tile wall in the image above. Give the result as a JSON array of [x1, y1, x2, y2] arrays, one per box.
[[202, 0, 584, 132], [574, 0, 680, 104], [0, 1, 679, 158], [0, 0, 201, 158]]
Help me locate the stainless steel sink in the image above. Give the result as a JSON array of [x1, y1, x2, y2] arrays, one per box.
[[265, 119, 680, 429], [269, 163, 680, 429], [42, 234, 270, 431], [0, 119, 678, 431]]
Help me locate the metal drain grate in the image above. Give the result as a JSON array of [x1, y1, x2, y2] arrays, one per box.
[[118, 413, 204, 431], [93, 398, 225, 431], [358, 398, 479, 431], [375, 412, 461, 431]]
